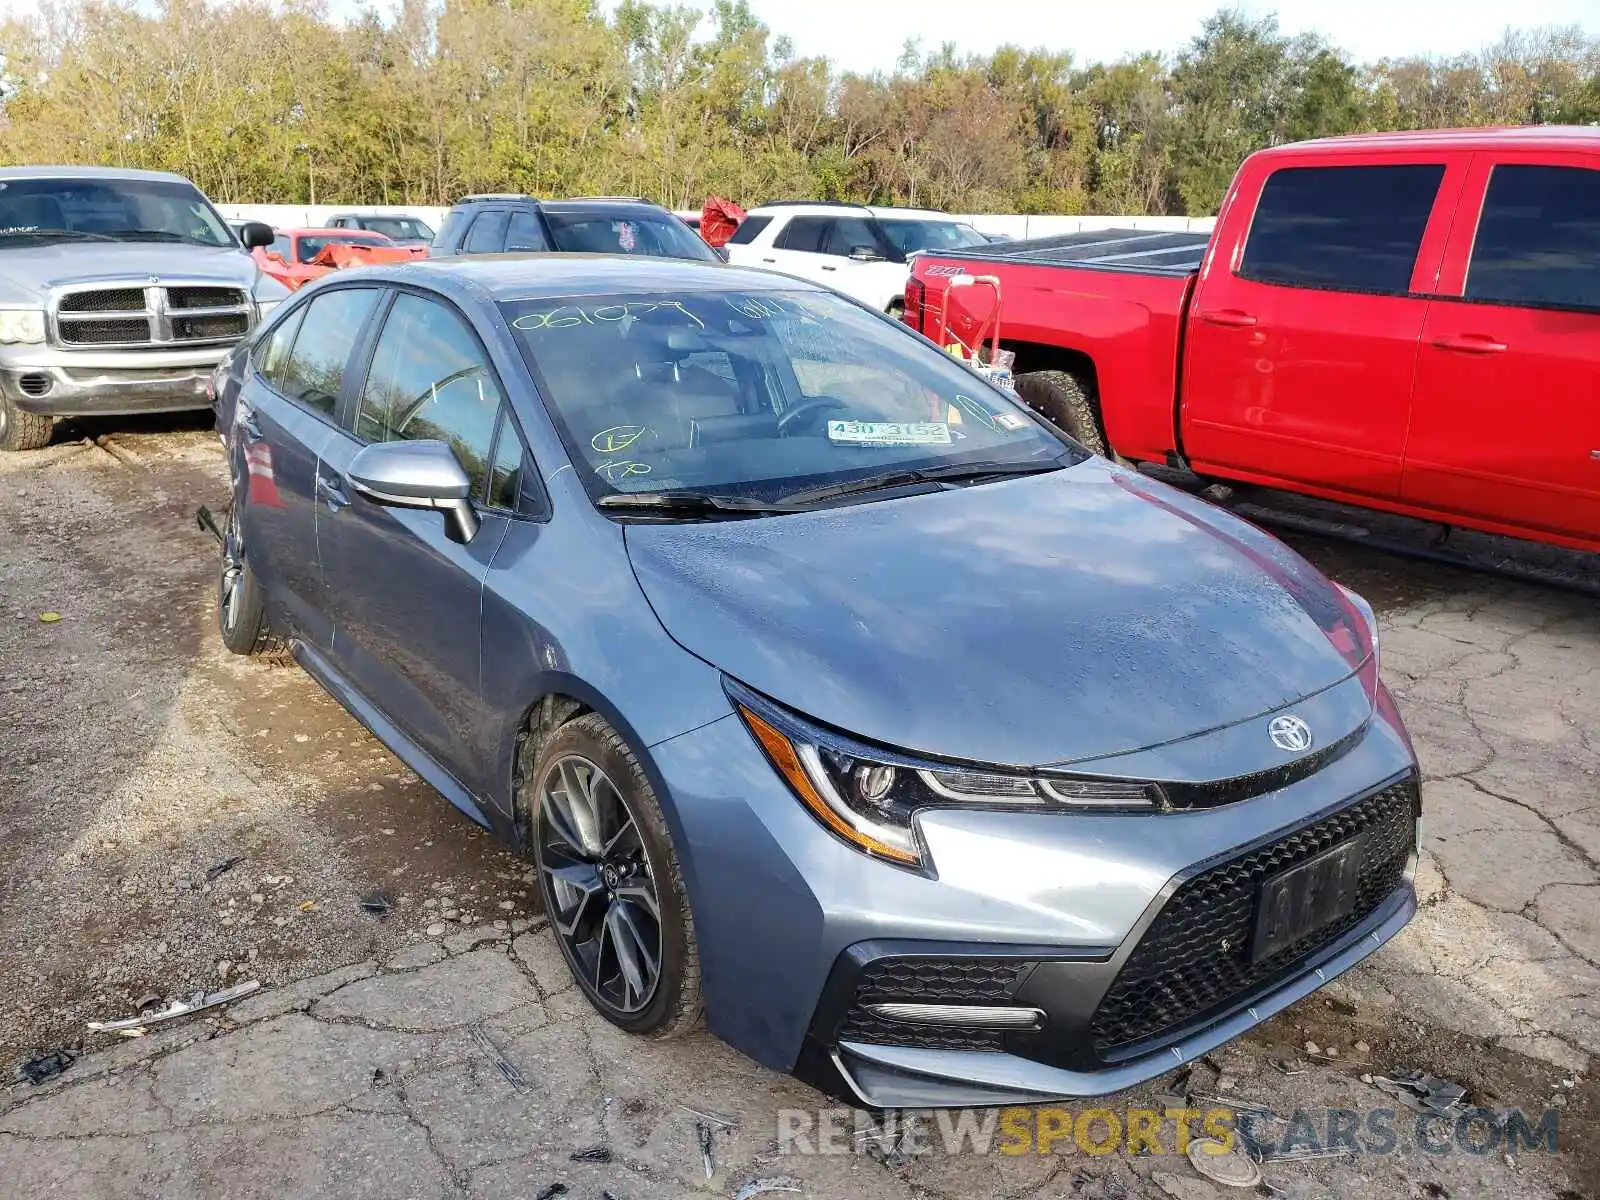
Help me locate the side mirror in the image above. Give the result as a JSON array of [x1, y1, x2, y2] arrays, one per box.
[[848, 245, 883, 263], [239, 221, 275, 250], [346, 439, 480, 543]]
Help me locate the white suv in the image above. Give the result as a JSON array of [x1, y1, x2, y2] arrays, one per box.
[[723, 202, 988, 315]]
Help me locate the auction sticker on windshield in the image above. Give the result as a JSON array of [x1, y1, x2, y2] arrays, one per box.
[[827, 420, 952, 447]]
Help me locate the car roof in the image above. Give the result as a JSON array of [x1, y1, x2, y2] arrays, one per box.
[[745, 201, 957, 221], [283, 227, 392, 239], [0, 165, 199, 185], [1265, 125, 1600, 157], [328, 253, 824, 303], [455, 197, 680, 220]]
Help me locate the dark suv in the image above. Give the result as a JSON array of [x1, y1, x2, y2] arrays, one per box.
[[429, 196, 718, 262]]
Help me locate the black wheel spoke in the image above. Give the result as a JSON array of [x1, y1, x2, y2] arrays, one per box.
[[535, 751, 666, 1020]]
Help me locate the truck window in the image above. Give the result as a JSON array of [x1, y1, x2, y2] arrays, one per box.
[[1466, 165, 1600, 312], [1238, 164, 1444, 296]]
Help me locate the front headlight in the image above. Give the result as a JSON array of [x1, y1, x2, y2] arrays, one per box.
[[0, 309, 46, 344], [730, 682, 1163, 871]]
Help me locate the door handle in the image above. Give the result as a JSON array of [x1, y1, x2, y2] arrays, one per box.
[[820, 264, 838, 272], [760, 257, 777, 264], [239, 412, 265, 443], [1431, 334, 1507, 354], [1199, 309, 1258, 328], [315, 474, 349, 510]]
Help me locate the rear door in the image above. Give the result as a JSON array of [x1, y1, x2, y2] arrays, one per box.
[[234, 288, 381, 646], [315, 288, 522, 792], [1404, 154, 1600, 544], [1181, 157, 1462, 498], [765, 215, 834, 282]]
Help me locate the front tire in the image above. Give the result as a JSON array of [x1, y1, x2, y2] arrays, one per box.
[[0, 394, 53, 452], [1015, 369, 1109, 457], [531, 713, 701, 1037]]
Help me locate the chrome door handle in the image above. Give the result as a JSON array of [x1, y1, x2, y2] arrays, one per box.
[[315, 475, 348, 510], [239, 412, 264, 443]]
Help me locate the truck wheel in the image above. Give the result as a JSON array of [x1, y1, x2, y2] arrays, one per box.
[[0, 394, 53, 452], [1015, 370, 1109, 457]]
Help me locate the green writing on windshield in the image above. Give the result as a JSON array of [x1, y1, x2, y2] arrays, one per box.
[[512, 300, 705, 333]]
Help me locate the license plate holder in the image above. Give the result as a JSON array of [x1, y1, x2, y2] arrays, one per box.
[[1252, 833, 1368, 964]]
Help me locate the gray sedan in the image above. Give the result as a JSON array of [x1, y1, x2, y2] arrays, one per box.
[[209, 254, 1419, 1107]]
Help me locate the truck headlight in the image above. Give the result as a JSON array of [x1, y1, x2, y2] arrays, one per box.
[[0, 309, 46, 344]]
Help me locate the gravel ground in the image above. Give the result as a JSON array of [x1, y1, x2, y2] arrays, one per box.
[[1, 415, 1595, 1198]]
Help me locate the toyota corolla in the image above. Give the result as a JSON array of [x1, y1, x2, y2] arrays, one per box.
[[208, 254, 1419, 1107]]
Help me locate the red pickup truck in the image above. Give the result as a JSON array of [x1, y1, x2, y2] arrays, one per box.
[[906, 127, 1600, 554]]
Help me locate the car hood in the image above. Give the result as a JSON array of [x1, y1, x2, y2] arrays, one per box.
[[0, 242, 264, 304], [624, 460, 1368, 768]]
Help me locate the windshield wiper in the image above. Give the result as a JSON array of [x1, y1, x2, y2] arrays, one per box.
[[596, 490, 806, 517], [102, 230, 222, 245], [0, 228, 118, 242], [778, 457, 1065, 507]]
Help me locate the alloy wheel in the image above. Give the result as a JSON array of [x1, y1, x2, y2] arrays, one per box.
[[219, 506, 245, 632], [536, 754, 664, 1015]]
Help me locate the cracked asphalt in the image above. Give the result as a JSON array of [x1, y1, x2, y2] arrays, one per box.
[[1, 419, 1596, 1199]]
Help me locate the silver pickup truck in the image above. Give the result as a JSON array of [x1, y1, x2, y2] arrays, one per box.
[[0, 166, 288, 450]]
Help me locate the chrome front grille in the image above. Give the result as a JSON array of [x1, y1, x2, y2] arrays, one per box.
[[52, 283, 251, 348]]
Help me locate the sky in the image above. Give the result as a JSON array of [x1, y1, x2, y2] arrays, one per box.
[[689, 0, 1600, 72]]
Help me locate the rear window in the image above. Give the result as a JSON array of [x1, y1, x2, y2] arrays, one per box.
[[1466, 165, 1600, 312], [774, 217, 828, 253], [726, 215, 771, 245], [1239, 164, 1445, 295], [463, 210, 510, 254], [542, 213, 716, 261]]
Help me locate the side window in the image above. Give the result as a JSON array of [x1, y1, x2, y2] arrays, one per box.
[[823, 216, 880, 258], [1239, 164, 1445, 295], [775, 216, 828, 253], [355, 293, 505, 497], [486, 408, 525, 510], [505, 210, 549, 252], [726, 215, 771, 245], [463, 210, 510, 254], [432, 209, 467, 253], [278, 288, 379, 417], [1467, 165, 1600, 311], [254, 304, 306, 387]]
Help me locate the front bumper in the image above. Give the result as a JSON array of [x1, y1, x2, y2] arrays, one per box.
[[648, 679, 1420, 1106], [0, 345, 234, 417]]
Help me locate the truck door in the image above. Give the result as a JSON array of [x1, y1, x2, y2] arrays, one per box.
[[1180, 157, 1460, 499], [1403, 152, 1600, 546]]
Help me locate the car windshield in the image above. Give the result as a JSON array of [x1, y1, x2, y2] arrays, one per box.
[[358, 216, 433, 241], [296, 233, 388, 263], [502, 288, 1075, 505], [0, 177, 233, 247], [877, 219, 989, 257], [542, 213, 717, 261]]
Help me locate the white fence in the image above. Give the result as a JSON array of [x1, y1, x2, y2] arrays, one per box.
[[216, 202, 1215, 240]]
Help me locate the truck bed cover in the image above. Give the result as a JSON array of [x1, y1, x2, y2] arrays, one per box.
[[923, 228, 1210, 276]]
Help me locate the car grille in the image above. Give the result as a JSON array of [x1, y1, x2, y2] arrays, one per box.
[[58, 288, 145, 313], [835, 957, 1029, 1052], [62, 318, 150, 345], [53, 284, 251, 347], [167, 286, 246, 310], [1088, 778, 1418, 1057]]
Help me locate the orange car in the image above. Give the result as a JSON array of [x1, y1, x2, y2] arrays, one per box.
[[253, 227, 426, 290]]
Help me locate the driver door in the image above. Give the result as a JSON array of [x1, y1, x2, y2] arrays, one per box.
[[315, 289, 523, 794]]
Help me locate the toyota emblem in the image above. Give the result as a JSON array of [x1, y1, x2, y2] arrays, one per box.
[[1268, 714, 1313, 753]]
